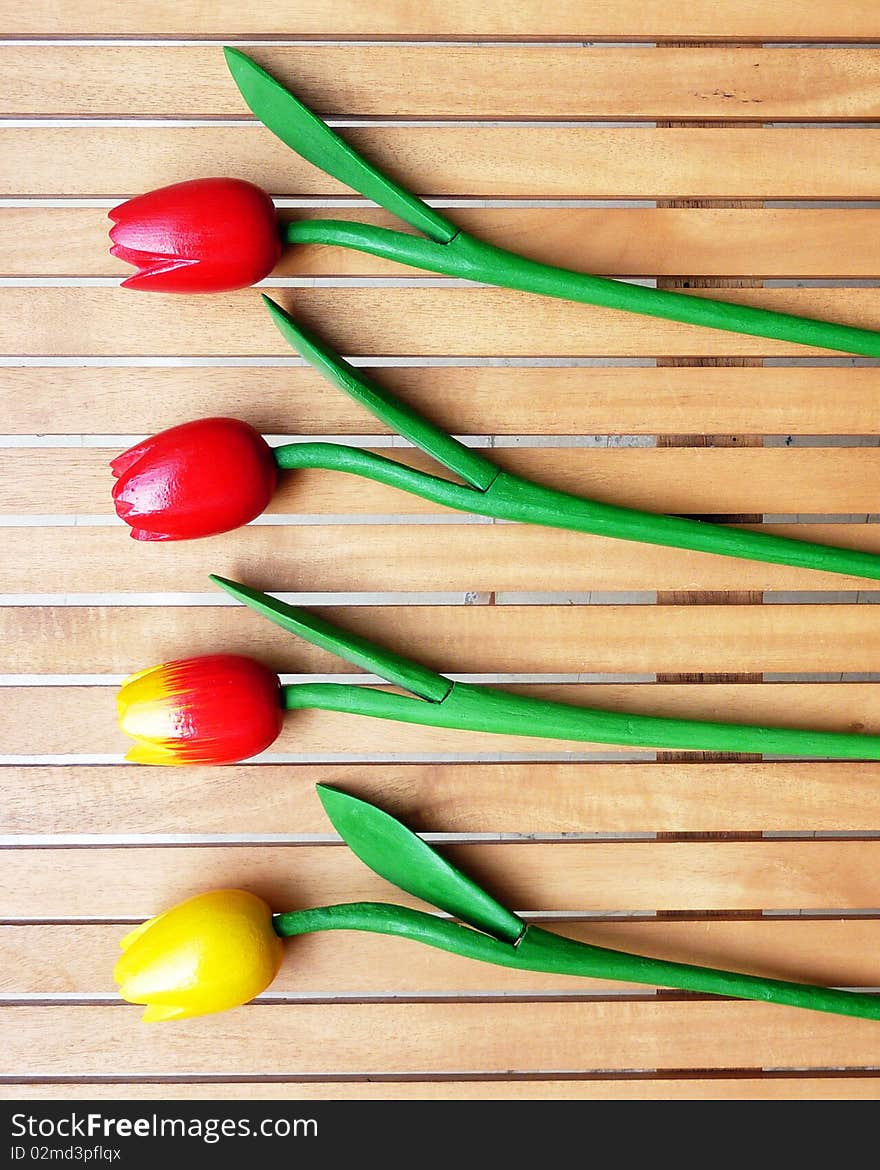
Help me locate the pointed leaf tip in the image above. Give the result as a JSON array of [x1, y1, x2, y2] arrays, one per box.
[[314, 784, 524, 945]]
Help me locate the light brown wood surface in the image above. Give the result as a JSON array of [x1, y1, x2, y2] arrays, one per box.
[[6, 524, 880, 595], [6, 127, 880, 199], [4, 603, 880, 675], [11, 286, 880, 357], [2, 365, 880, 436], [5, 17, 880, 1101], [6, 46, 880, 120], [2, 1, 877, 39], [6, 762, 880, 835]]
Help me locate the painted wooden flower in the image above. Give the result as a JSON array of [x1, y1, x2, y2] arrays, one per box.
[[110, 298, 880, 583], [111, 417, 277, 541], [109, 47, 880, 358], [116, 787, 880, 1026], [115, 574, 880, 765], [110, 177, 281, 293], [117, 654, 282, 765], [115, 890, 283, 1022]]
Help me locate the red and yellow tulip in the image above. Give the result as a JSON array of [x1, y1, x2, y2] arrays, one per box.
[[117, 654, 283, 765], [114, 890, 284, 1022]]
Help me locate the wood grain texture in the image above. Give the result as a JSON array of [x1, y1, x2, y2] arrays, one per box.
[[4, 603, 880, 676], [2, 1, 877, 39], [6, 126, 880, 199], [3, 365, 880, 436], [13, 207, 880, 280], [7, 761, 880, 836], [4, 1080, 880, 1100], [10, 286, 880, 358], [8, 446, 880, 517], [5, 840, 880, 917], [4, 683, 877, 759], [7, 524, 880, 595], [6, 46, 880, 120], [5, 920, 880, 996], [4, 1001, 880, 1076]]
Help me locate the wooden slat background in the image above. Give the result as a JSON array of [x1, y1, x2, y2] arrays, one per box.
[[4, 2, 880, 1102]]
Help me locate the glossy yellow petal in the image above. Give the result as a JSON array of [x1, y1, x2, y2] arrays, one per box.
[[119, 914, 163, 952], [124, 740, 186, 766], [141, 1003, 190, 1024], [119, 662, 163, 690], [114, 890, 284, 1022]]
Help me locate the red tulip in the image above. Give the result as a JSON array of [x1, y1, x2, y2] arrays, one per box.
[[111, 418, 277, 541], [117, 654, 283, 765], [109, 178, 281, 293]]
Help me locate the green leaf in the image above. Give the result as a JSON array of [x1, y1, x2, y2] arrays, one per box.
[[316, 785, 524, 944], [223, 47, 458, 244]]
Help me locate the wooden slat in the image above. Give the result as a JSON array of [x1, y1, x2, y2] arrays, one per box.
[[3, 603, 880, 676], [6, 761, 880, 835], [4, 1080, 880, 1100], [6, 46, 880, 120], [12, 207, 880, 280], [5, 840, 880, 916], [10, 286, 880, 358], [9, 447, 880, 518], [2, 1, 877, 40], [5, 920, 880, 996], [3, 365, 880, 436], [4, 1001, 880, 1076], [4, 683, 878, 758], [7, 524, 880, 596], [5, 127, 880, 199]]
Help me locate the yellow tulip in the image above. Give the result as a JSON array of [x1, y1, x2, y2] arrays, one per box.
[[114, 889, 284, 1022]]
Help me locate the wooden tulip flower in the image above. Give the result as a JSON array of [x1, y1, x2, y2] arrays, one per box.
[[117, 573, 880, 763], [117, 654, 282, 764], [111, 417, 277, 541], [113, 296, 880, 581], [128, 45, 880, 357], [110, 177, 281, 293], [115, 889, 283, 1021], [118, 786, 880, 1025]]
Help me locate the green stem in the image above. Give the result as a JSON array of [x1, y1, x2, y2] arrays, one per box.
[[273, 903, 880, 1022], [282, 679, 880, 759], [272, 441, 880, 583], [285, 219, 880, 358]]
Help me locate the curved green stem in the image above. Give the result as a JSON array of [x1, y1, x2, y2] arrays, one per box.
[[273, 903, 880, 1022], [286, 219, 880, 358], [282, 679, 880, 759], [272, 440, 880, 583]]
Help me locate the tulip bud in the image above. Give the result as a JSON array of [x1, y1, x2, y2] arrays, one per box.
[[115, 890, 284, 1022], [109, 177, 282, 293], [117, 654, 283, 765], [111, 418, 277, 541]]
